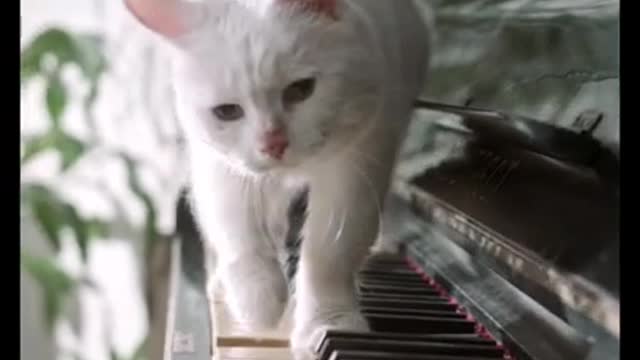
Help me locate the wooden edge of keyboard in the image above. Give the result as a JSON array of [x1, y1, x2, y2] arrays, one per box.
[[213, 347, 293, 360], [210, 288, 292, 359], [216, 338, 290, 348]]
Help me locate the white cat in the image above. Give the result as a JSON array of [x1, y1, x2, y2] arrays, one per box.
[[125, 0, 430, 357]]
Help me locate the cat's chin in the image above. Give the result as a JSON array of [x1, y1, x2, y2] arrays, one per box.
[[241, 159, 302, 177], [241, 151, 314, 175]]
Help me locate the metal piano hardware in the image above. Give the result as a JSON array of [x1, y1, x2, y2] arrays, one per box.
[[164, 100, 619, 360], [413, 99, 609, 168], [163, 195, 213, 360], [401, 100, 619, 359]]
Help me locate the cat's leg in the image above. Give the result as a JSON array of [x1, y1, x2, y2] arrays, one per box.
[[191, 168, 288, 330], [371, 192, 411, 255], [291, 145, 395, 358]]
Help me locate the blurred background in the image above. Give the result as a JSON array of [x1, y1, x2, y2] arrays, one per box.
[[20, 1, 619, 359]]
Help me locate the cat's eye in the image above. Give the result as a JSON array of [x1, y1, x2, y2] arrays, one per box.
[[283, 78, 316, 106], [212, 104, 244, 122]]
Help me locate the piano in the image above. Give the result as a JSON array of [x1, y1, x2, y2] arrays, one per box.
[[162, 100, 619, 360]]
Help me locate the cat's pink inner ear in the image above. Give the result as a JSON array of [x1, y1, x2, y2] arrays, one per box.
[[281, 0, 339, 19], [125, 0, 192, 38]]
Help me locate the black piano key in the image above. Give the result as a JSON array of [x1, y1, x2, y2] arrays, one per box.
[[359, 276, 427, 286], [315, 330, 497, 353], [359, 284, 441, 297], [358, 266, 422, 278], [361, 263, 411, 270], [360, 269, 421, 276], [361, 306, 466, 319], [366, 313, 475, 334], [320, 255, 511, 360], [360, 268, 420, 276], [318, 338, 504, 360], [360, 293, 445, 303], [359, 279, 434, 288], [359, 285, 438, 295], [359, 292, 448, 301], [363, 262, 409, 268], [359, 277, 427, 287], [365, 256, 407, 264], [360, 297, 457, 312], [328, 350, 502, 360], [360, 266, 420, 272]]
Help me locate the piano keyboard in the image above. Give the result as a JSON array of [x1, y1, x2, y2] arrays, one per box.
[[212, 254, 512, 360]]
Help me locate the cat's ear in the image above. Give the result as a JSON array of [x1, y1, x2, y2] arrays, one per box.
[[124, 0, 206, 38], [280, 0, 339, 20]]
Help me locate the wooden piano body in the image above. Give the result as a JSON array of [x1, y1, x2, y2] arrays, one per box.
[[163, 101, 619, 360]]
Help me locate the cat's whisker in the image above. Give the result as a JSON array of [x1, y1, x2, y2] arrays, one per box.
[[196, 137, 261, 180], [245, 178, 258, 239], [350, 161, 384, 243], [197, 137, 220, 150], [332, 207, 348, 245], [249, 177, 272, 249], [324, 206, 337, 245], [240, 175, 259, 244]]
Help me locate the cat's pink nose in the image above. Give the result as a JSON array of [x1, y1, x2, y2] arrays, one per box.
[[260, 128, 289, 160]]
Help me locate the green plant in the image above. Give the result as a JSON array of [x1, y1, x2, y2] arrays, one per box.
[[21, 27, 170, 360]]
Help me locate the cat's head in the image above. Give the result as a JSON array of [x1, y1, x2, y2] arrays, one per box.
[[126, 0, 381, 174]]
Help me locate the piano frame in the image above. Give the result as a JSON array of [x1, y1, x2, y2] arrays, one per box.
[[162, 100, 619, 360]]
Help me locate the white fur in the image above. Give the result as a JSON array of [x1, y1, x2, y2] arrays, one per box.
[[127, 0, 430, 357]]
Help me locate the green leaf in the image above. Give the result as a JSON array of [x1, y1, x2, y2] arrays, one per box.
[[21, 185, 104, 260], [46, 74, 67, 126], [20, 54, 41, 84], [120, 154, 159, 252], [22, 185, 66, 251], [62, 205, 89, 261], [83, 83, 100, 136], [56, 132, 86, 171], [21, 251, 76, 332], [21, 131, 87, 171], [87, 219, 109, 238], [110, 350, 123, 360], [21, 28, 107, 84], [21, 133, 57, 165], [60, 208, 108, 262], [21, 29, 76, 83]]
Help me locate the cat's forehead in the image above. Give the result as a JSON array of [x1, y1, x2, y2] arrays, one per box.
[[192, 6, 310, 62], [176, 30, 311, 97], [172, 2, 342, 99], [187, 0, 344, 58], [201, 1, 312, 48]]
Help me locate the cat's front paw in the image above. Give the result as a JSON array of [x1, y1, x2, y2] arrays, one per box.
[[219, 255, 288, 330], [290, 309, 368, 360]]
